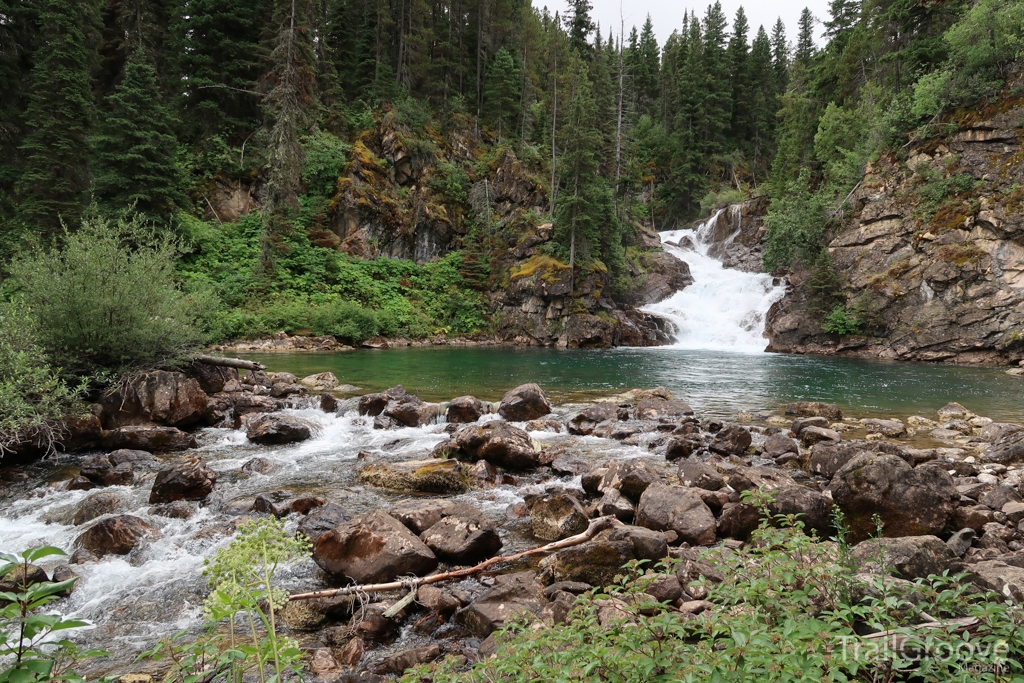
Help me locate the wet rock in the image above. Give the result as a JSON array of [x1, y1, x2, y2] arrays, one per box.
[[451, 421, 541, 470], [634, 398, 694, 420], [863, 418, 907, 438], [709, 425, 752, 456], [240, 457, 275, 475], [539, 540, 634, 587], [785, 402, 843, 420], [336, 637, 365, 668], [99, 371, 208, 429], [149, 458, 217, 504], [72, 491, 123, 525], [791, 416, 829, 435], [351, 602, 402, 642], [253, 491, 294, 517], [606, 525, 668, 561], [0, 563, 48, 591], [298, 502, 351, 542], [635, 484, 717, 546], [550, 455, 590, 476], [79, 454, 134, 487], [596, 489, 635, 522], [497, 384, 551, 422], [69, 548, 98, 564], [982, 430, 1024, 465], [309, 648, 341, 677], [299, 372, 340, 391], [665, 436, 701, 461], [186, 362, 239, 395], [529, 493, 589, 541], [75, 515, 156, 556], [320, 392, 339, 413], [526, 418, 563, 432], [417, 585, 461, 619], [108, 449, 160, 471], [455, 571, 546, 636], [246, 414, 314, 445], [800, 426, 841, 446], [469, 459, 498, 485], [568, 403, 621, 435], [313, 509, 438, 584], [390, 498, 468, 534], [150, 500, 197, 519], [968, 560, 1024, 602], [447, 396, 486, 424], [851, 536, 960, 580], [358, 386, 407, 417], [937, 402, 972, 420], [831, 453, 959, 541], [232, 395, 279, 422], [617, 460, 661, 502], [371, 645, 443, 675], [763, 433, 800, 459], [66, 475, 97, 491], [677, 460, 725, 491], [421, 516, 502, 563], [382, 395, 439, 427], [359, 459, 469, 494], [947, 528, 977, 557], [102, 426, 197, 453]]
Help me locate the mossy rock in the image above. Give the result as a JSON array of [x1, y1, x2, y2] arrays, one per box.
[[359, 459, 470, 494]]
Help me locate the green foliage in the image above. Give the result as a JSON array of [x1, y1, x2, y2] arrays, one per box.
[[428, 160, 472, 204], [8, 213, 203, 377], [409, 504, 1024, 683], [912, 167, 979, 222], [0, 299, 84, 454], [302, 131, 350, 197], [0, 547, 106, 683], [141, 518, 308, 683], [762, 171, 831, 272], [483, 47, 521, 142], [822, 304, 865, 335]]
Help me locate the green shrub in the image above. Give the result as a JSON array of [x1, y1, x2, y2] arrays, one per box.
[[9, 214, 203, 377], [0, 299, 84, 454], [302, 131, 350, 197], [762, 171, 832, 272], [822, 304, 865, 335], [697, 187, 746, 215], [429, 159, 472, 204]]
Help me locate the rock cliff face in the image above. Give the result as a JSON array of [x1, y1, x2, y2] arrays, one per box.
[[767, 101, 1024, 365]]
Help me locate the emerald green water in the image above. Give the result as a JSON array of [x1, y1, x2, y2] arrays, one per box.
[[239, 347, 1024, 422]]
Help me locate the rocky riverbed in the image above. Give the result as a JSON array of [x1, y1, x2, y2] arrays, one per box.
[[2, 364, 1024, 680]]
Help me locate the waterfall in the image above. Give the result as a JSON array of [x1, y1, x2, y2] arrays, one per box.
[[642, 206, 787, 353]]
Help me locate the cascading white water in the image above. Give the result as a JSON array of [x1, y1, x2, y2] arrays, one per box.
[[643, 206, 787, 353]]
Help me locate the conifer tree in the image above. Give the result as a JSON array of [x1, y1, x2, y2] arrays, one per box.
[[770, 17, 789, 91], [795, 8, 816, 63], [566, 0, 595, 57], [92, 53, 187, 218], [727, 7, 751, 151], [15, 0, 98, 239], [748, 25, 776, 173], [700, 2, 731, 158], [0, 0, 39, 225], [484, 46, 521, 142], [633, 16, 660, 118]]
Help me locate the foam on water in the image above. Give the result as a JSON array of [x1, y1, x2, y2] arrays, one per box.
[[643, 206, 788, 353]]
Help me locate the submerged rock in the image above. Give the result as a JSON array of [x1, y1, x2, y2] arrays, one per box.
[[358, 459, 469, 494], [313, 509, 438, 584]]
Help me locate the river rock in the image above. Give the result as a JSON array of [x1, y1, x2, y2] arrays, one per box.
[[770, 485, 833, 535], [75, 515, 156, 556], [360, 459, 469, 494], [800, 426, 841, 446], [864, 418, 907, 438], [185, 361, 239, 394], [313, 509, 438, 584], [717, 502, 762, 539], [358, 386, 407, 417], [497, 384, 551, 421], [102, 426, 197, 453], [809, 441, 869, 478], [372, 645, 443, 676], [149, 458, 217, 504], [851, 535, 961, 580], [79, 454, 134, 487], [607, 525, 669, 562], [709, 425, 752, 456], [381, 395, 438, 427], [0, 563, 48, 591], [634, 398, 694, 420], [450, 421, 540, 470], [830, 453, 959, 541], [550, 455, 590, 476], [635, 484, 717, 546], [245, 414, 314, 445], [568, 403, 621, 435], [99, 371, 208, 429], [231, 395, 279, 422], [240, 457, 275, 475], [447, 396, 486, 423], [665, 435, 701, 461], [108, 449, 160, 471], [785, 402, 843, 420], [596, 489, 635, 522], [299, 372, 340, 391], [981, 429, 1024, 465], [937, 402, 972, 420], [763, 432, 800, 459], [791, 416, 830, 435], [420, 515, 502, 563], [390, 499, 472, 534], [297, 502, 352, 542], [455, 571, 547, 636], [969, 560, 1024, 602], [539, 539, 634, 587], [529, 493, 589, 541], [677, 460, 725, 491], [72, 491, 123, 525], [617, 460, 661, 502], [979, 485, 1021, 510]]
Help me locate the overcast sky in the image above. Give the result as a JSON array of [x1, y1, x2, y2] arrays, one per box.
[[533, 0, 832, 48]]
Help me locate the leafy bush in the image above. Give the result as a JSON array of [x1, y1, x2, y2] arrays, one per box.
[[697, 187, 745, 215], [9, 214, 203, 378], [429, 159, 472, 204], [409, 498, 1024, 683], [1, 547, 105, 683], [762, 171, 832, 272], [822, 304, 865, 335], [302, 131, 350, 197], [0, 299, 83, 454]]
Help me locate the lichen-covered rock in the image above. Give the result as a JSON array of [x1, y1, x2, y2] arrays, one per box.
[[784, 402, 843, 420], [358, 459, 469, 494], [635, 484, 717, 546], [634, 398, 694, 420], [313, 509, 438, 584], [864, 418, 907, 438], [99, 371, 209, 429], [149, 458, 217, 504], [497, 383, 551, 422], [299, 372, 340, 391], [539, 539, 634, 587], [102, 426, 197, 453]]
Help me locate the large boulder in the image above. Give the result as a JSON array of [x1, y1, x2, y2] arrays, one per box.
[[299, 372, 340, 391], [809, 442, 870, 478], [708, 425, 752, 456], [99, 371, 209, 429], [677, 460, 725, 491], [568, 403, 621, 436], [297, 503, 352, 543], [784, 402, 843, 420], [102, 426, 197, 453], [358, 459, 469, 494], [864, 418, 907, 438], [539, 539, 634, 587], [497, 384, 551, 422], [455, 572, 546, 636], [446, 396, 486, 424], [830, 453, 959, 541], [981, 430, 1024, 465], [770, 485, 832, 535], [390, 498, 468, 535], [420, 516, 502, 563], [635, 484, 717, 546], [800, 426, 841, 446], [450, 421, 541, 470], [358, 386, 408, 417], [581, 459, 660, 500], [381, 395, 439, 428], [529, 493, 589, 541], [149, 458, 217, 504], [72, 491, 124, 525], [313, 510, 438, 584], [763, 433, 800, 459], [186, 362, 239, 394], [969, 560, 1024, 602], [246, 414, 314, 445], [75, 515, 156, 556], [78, 454, 134, 487], [851, 536, 960, 580]]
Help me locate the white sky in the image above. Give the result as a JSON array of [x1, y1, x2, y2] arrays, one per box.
[[534, 0, 832, 48]]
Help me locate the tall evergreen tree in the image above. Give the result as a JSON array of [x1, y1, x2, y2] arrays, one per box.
[[747, 25, 776, 174], [483, 46, 521, 142], [14, 0, 99, 239], [633, 16, 660, 119], [727, 7, 750, 151], [700, 2, 731, 158], [795, 7, 816, 63], [566, 0, 594, 57], [770, 17, 789, 90], [91, 52, 187, 218]]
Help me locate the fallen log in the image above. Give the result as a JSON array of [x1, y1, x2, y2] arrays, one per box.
[[196, 355, 266, 371], [289, 515, 623, 602]]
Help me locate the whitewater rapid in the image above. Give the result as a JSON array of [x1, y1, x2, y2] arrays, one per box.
[[643, 207, 787, 353]]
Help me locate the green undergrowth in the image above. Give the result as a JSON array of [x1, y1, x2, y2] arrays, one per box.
[[177, 212, 488, 343], [407, 499, 1024, 683]]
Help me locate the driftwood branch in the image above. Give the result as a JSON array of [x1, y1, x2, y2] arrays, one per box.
[[289, 515, 623, 602], [196, 355, 266, 371]]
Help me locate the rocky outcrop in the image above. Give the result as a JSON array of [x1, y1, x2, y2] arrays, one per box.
[[766, 103, 1024, 365], [99, 371, 209, 429], [358, 459, 469, 494]]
